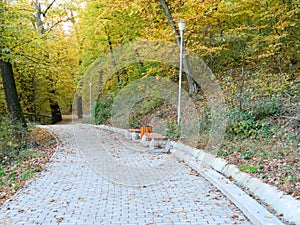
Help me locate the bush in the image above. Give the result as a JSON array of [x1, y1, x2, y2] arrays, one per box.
[[95, 94, 114, 125], [250, 98, 282, 120], [226, 108, 274, 139], [164, 122, 181, 141], [0, 116, 28, 164]]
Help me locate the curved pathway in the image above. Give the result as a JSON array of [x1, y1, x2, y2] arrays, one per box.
[[0, 124, 252, 225]]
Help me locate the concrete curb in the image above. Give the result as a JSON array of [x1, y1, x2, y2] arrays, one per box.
[[96, 125, 299, 224], [171, 141, 300, 225]]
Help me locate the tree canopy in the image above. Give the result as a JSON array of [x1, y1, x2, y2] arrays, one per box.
[[1, 0, 77, 122], [0, 0, 299, 120]]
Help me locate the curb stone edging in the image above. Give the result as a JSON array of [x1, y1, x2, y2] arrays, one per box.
[[95, 125, 299, 224], [171, 141, 300, 225], [172, 149, 284, 225]]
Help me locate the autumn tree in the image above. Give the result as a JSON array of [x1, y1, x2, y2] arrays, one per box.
[[1, 0, 77, 124], [158, 0, 199, 94], [0, 0, 30, 127], [32, 0, 63, 123], [75, 0, 145, 92], [72, 0, 299, 116]]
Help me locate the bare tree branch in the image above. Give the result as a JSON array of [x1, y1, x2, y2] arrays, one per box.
[[43, 0, 56, 17], [46, 18, 72, 33]]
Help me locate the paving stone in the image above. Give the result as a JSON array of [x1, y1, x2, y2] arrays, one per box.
[[0, 124, 253, 225]]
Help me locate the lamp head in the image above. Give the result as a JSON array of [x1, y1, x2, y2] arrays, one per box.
[[178, 20, 186, 32]]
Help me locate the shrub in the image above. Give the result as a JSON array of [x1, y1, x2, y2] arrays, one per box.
[[0, 116, 28, 164], [250, 98, 282, 120], [238, 163, 259, 173], [95, 94, 114, 125], [226, 108, 274, 139], [164, 122, 181, 141]]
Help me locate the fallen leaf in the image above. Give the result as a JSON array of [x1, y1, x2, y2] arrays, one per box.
[[56, 217, 64, 223]]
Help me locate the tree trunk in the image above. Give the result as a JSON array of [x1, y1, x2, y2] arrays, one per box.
[[50, 99, 62, 123], [0, 60, 27, 127], [33, 0, 62, 124], [159, 0, 198, 94], [48, 95, 62, 123], [105, 25, 120, 92], [76, 95, 83, 118]]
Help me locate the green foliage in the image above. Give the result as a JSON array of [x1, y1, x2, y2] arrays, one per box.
[[217, 150, 230, 157], [241, 149, 255, 160], [0, 170, 4, 186], [164, 122, 181, 141], [95, 94, 114, 125], [250, 98, 282, 120], [93, 62, 178, 127], [76, 0, 144, 75], [0, 1, 77, 118], [20, 170, 35, 181], [128, 97, 166, 128], [238, 163, 259, 173], [226, 108, 275, 139], [0, 116, 28, 163]]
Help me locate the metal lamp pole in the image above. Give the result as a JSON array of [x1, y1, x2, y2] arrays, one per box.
[[89, 82, 92, 118], [177, 20, 186, 126]]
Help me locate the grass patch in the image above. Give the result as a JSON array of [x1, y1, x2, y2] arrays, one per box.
[[238, 163, 259, 173]]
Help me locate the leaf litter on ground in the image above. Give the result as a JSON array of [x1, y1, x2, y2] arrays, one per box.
[[0, 127, 57, 206]]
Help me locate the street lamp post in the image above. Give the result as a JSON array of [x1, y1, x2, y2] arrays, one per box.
[[89, 82, 92, 118], [177, 20, 186, 126]]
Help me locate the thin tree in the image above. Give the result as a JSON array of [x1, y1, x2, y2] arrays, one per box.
[[159, 0, 198, 94], [32, 0, 62, 123]]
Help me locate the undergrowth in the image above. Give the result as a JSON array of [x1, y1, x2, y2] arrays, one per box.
[[0, 116, 57, 204]]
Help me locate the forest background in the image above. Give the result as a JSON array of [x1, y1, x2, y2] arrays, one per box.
[[0, 0, 299, 202]]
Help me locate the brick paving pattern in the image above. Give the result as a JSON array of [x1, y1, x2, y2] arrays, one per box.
[[0, 124, 252, 225]]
